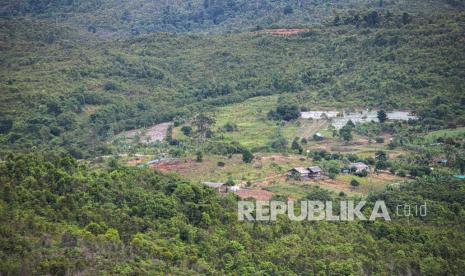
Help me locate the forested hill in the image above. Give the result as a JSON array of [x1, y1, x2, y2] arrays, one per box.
[[1, 0, 464, 34], [1, 7, 465, 157], [1, 153, 464, 274]]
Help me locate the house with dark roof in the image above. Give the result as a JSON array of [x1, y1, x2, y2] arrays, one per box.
[[288, 167, 310, 178], [203, 182, 226, 192], [308, 166, 323, 178], [288, 166, 324, 179], [349, 162, 369, 173]]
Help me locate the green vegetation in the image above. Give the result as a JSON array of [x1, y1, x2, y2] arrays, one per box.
[[1, 153, 465, 274], [1, 6, 465, 157], [1, 0, 465, 274]]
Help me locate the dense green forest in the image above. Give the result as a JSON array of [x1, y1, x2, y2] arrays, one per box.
[[1, 153, 464, 274], [1, 5, 465, 157], [2, 0, 463, 34]]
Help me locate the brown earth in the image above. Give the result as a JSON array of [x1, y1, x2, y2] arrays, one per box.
[[235, 189, 274, 201], [114, 122, 172, 144], [262, 28, 307, 36]]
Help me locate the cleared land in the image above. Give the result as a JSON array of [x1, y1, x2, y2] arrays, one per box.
[[114, 122, 172, 144]]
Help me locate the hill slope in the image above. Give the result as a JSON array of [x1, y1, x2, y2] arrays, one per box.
[[1, 0, 464, 34], [1, 9, 465, 157]]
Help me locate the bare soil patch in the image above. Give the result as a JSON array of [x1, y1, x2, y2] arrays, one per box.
[[262, 28, 307, 36], [115, 122, 172, 144], [235, 189, 274, 201]]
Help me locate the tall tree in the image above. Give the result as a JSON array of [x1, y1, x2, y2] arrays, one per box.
[[377, 110, 388, 123]]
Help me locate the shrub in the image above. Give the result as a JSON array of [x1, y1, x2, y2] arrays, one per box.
[[181, 126, 192, 136], [103, 81, 117, 91], [350, 179, 360, 187], [225, 176, 235, 186], [397, 170, 407, 177], [223, 122, 237, 132], [355, 170, 368, 177], [196, 151, 203, 162], [242, 149, 254, 163]]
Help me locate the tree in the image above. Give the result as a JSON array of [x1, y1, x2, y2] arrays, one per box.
[[350, 179, 360, 187], [401, 12, 411, 25], [181, 126, 192, 136], [0, 118, 13, 134], [193, 113, 215, 145], [346, 120, 355, 129], [339, 125, 353, 142], [223, 122, 237, 132], [269, 97, 301, 121], [456, 157, 465, 174], [291, 138, 303, 154], [377, 110, 388, 123], [196, 151, 203, 162], [283, 5, 293, 15], [242, 149, 254, 163], [225, 176, 235, 186]]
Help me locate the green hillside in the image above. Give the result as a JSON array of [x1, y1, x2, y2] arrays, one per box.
[[1, 1, 465, 275], [2, 0, 463, 34], [1, 153, 464, 274], [1, 8, 465, 157]]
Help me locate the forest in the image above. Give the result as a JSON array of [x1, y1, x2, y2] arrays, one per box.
[[1, 153, 464, 274]]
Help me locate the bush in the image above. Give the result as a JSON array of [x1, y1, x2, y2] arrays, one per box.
[[225, 176, 235, 186], [375, 137, 385, 143], [103, 81, 117, 91], [355, 170, 368, 177], [350, 179, 360, 187], [397, 170, 407, 177], [181, 126, 192, 136], [223, 122, 237, 132], [242, 149, 254, 163], [328, 172, 337, 179], [269, 97, 300, 121], [196, 151, 203, 162]]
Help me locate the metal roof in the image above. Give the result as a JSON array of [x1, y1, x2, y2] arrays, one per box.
[[203, 182, 225, 188], [308, 166, 322, 173], [290, 167, 310, 174]]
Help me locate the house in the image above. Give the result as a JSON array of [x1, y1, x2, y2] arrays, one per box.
[[147, 159, 162, 165], [288, 167, 310, 178], [203, 182, 226, 192], [228, 185, 240, 192], [432, 157, 448, 165], [349, 162, 369, 173], [313, 133, 325, 141], [308, 166, 323, 178], [203, 182, 240, 193], [341, 168, 350, 174], [288, 166, 324, 179]]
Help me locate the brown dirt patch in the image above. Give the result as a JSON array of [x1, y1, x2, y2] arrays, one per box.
[[150, 159, 185, 173], [115, 122, 172, 144], [259, 155, 302, 162], [235, 189, 274, 201], [262, 28, 307, 36], [127, 158, 143, 166]]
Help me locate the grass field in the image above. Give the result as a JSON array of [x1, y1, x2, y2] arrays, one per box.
[[423, 127, 465, 142]]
